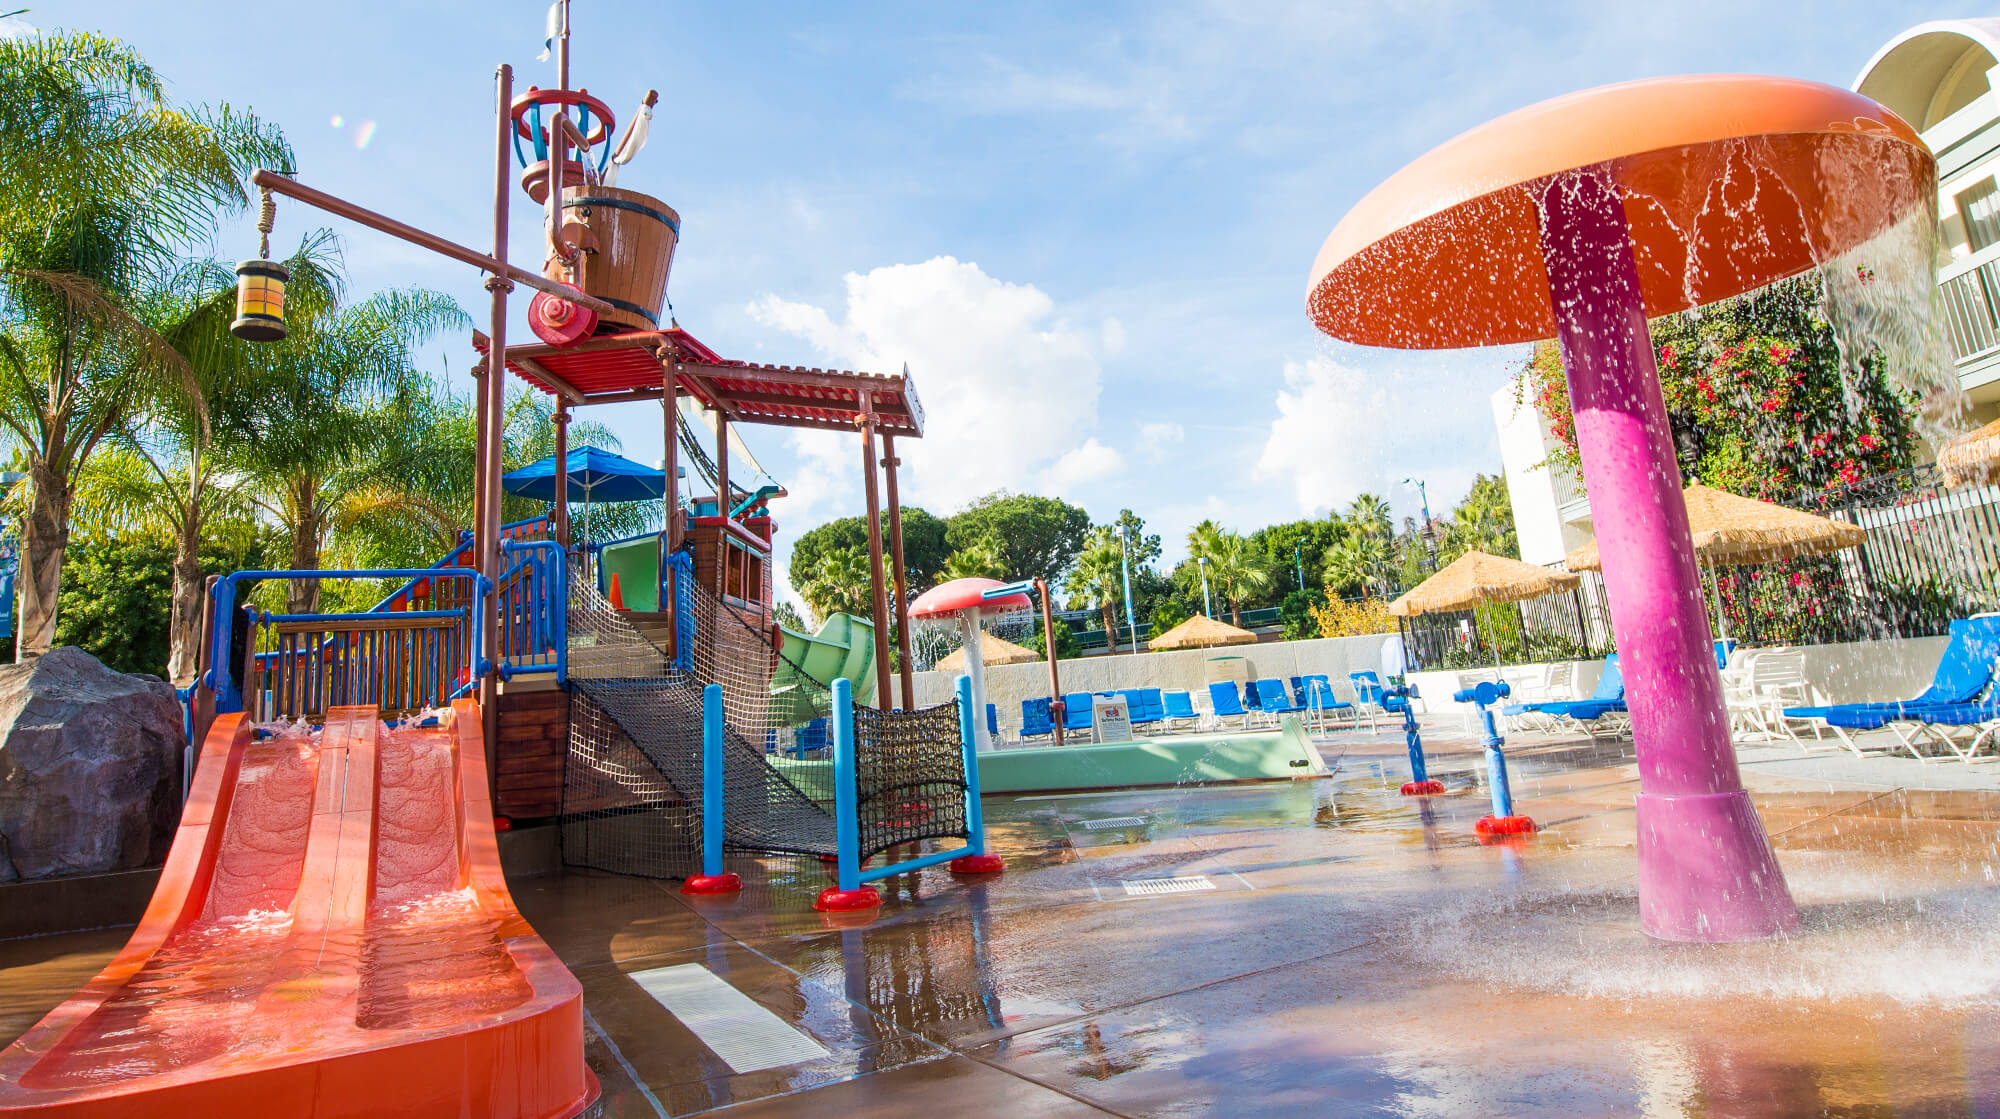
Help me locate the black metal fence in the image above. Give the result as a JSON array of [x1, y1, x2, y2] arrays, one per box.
[[1396, 573, 1615, 672]]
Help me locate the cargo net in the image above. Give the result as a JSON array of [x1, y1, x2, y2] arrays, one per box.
[[560, 557, 973, 876]]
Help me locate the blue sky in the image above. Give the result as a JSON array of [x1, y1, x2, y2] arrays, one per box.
[[68, 1, 1946, 602]]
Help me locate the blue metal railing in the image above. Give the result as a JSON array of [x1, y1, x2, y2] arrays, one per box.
[[498, 538, 567, 682], [204, 568, 492, 714]]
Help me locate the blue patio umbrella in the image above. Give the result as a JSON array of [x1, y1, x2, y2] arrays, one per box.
[[502, 447, 669, 542]]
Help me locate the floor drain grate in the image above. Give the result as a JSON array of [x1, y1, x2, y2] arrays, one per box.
[[628, 964, 830, 1073], [1079, 816, 1149, 830], [1121, 875, 1217, 897]]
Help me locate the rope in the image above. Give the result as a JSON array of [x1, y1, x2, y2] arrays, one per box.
[[256, 188, 275, 260]]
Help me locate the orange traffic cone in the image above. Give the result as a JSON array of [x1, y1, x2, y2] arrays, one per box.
[[608, 571, 625, 610]]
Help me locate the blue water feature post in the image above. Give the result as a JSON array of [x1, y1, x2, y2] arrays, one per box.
[[948, 674, 1005, 875], [1452, 680, 1537, 839], [681, 684, 742, 895], [1388, 684, 1441, 796], [816, 677, 882, 911]]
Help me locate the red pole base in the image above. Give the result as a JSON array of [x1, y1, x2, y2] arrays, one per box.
[[1475, 814, 1537, 838], [949, 853, 1005, 875], [680, 873, 742, 896], [814, 885, 882, 912], [1400, 780, 1445, 796]]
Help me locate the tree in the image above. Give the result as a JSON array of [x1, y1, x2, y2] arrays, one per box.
[[939, 538, 1005, 581], [53, 530, 275, 677], [1065, 526, 1128, 653], [1325, 534, 1388, 599], [799, 546, 874, 623], [790, 507, 949, 598], [68, 238, 352, 682], [1203, 530, 1271, 626], [1250, 516, 1342, 599], [1441, 474, 1517, 563], [0, 32, 287, 656], [227, 286, 466, 612], [945, 491, 1090, 588], [1346, 494, 1393, 541], [772, 600, 807, 634]]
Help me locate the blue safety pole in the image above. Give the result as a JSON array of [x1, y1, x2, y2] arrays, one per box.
[[815, 677, 883, 908], [1453, 680, 1533, 836], [1479, 704, 1514, 820], [702, 684, 725, 877], [956, 674, 986, 857], [1388, 684, 1438, 795], [831, 678, 861, 894]]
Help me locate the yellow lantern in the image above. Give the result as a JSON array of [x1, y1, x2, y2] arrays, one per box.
[[230, 259, 288, 342]]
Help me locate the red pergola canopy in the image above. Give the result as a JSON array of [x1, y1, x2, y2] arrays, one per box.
[[473, 327, 923, 437]]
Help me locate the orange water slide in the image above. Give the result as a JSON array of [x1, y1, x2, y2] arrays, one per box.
[[0, 700, 597, 1118]]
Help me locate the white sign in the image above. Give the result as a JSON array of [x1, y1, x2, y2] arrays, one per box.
[[1092, 695, 1133, 743]]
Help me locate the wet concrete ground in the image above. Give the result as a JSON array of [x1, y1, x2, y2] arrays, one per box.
[[7, 718, 2000, 1116]]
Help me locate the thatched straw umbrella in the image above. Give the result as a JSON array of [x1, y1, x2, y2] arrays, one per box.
[[1148, 614, 1256, 650], [1938, 417, 2000, 487], [1564, 483, 1864, 640], [935, 631, 1040, 674], [1389, 550, 1581, 669]]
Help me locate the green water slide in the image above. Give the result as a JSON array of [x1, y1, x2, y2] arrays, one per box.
[[772, 612, 874, 726], [596, 536, 662, 611]]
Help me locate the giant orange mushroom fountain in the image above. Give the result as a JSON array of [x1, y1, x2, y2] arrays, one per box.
[[1309, 75, 1933, 941]]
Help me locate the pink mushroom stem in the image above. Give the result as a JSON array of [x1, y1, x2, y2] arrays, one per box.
[[1538, 169, 1800, 942]]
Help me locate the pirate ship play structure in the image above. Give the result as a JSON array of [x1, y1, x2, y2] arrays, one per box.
[[0, 8, 997, 1116]]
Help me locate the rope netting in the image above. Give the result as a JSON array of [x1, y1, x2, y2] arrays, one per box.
[[559, 552, 973, 876]]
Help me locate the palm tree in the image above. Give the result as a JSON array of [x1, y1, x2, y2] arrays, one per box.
[[939, 539, 1005, 581], [0, 32, 287, 656], [1346, 493, 1393, 541], [68, 238, 351, 682], [1203, 530, 1271, 627], [1325, 534, 1389, 600], [801, 546, 874, 623], [1065, 526, 1126, 653], [227, 287, 467, 613]]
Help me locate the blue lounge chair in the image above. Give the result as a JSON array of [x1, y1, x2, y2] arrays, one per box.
[[1162, 689, 1200, 731], [1125, 688, 1166, 728], [987, 703, 1000, 740], [1299, 675, 1353, 729], [1504, 654, 1627, 737], [1350, 671, 1392, 730], [1819, 699, 2000, 762], [1209, 681, 1255, 729], [1062, 691, 1094, 733], [1254, 678, 1305, 717], [1021, 697, 1054, 738], [1785, 617, 2000, 756]]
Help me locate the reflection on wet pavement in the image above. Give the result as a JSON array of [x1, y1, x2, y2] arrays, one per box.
[[8, 722, 2000, 1116]]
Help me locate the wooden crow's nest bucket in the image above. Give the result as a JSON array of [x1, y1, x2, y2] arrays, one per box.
[[546, 185, 680, 335]]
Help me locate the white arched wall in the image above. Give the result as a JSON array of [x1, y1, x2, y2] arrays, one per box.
[[1859, 19, 2000, 418]]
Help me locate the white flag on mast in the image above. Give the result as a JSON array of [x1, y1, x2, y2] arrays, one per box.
[[536, 2, 563, 62]]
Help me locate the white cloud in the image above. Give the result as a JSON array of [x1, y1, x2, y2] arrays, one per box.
[[748, 256, 1109, 520], [1253, 351, 1507, 520], [1039, 438, 1124, 497], [1136, 421, 1184, 462]]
